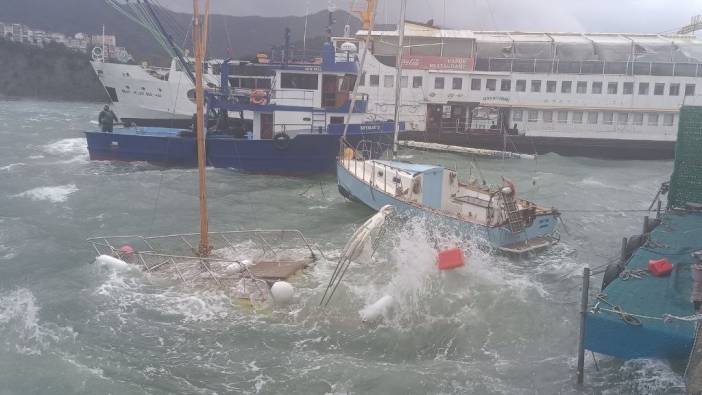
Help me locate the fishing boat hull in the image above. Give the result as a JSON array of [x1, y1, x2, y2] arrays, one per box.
[[336, 162, 558, 250], [85, 125, 398, 173]]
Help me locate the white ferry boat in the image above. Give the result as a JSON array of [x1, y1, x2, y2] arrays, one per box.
[[90, 20, 702, 159]]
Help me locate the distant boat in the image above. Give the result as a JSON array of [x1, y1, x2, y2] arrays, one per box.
[[335, 0, 559, 253]]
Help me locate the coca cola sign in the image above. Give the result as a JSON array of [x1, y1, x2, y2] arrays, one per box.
[[401, 55, 474, 71]]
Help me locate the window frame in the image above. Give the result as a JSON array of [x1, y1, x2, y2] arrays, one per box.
[[607, 82, 618, 95], [561, 81, 572, 94], [669, 83, 680, 96], [412, 76, 423, 88], [531, 80, 541, 93], [434, 77, 445, 89], [369, 74, 379, 87], [592, 81, 603, 94], [638, 82, 649, 95], [452, 77, 462, 90], [516, 79, 526, 92], [546, 80, 557, 93], [623, 82, 633, 95], [576, 81, 587, 94], [470, 78, 481, 90], [501, 79, 511, 92]]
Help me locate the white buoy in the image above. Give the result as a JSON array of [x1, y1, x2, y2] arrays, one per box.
[[95, 254, 128, 267], [224, 262, 245, 273], [242, 259, 253, 267], [359, 295, 394, 322], [270, 281, 294, 304]]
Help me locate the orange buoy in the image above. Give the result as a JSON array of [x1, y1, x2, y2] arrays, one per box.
[[437, 247, 465, 270]]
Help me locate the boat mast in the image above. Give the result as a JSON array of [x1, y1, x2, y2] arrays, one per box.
[[341, 0, 379, 139], [391, 0, 407, 160], [193, 0, 210, 256]]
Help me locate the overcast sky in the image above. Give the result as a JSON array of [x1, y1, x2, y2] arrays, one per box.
[[164, 0, 700, 34]]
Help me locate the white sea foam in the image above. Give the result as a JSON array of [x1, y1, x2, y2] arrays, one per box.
[[16, 184, 78, 203], [0, 162, 24, 171], [0, 288, 76, 355], [43, 138, 87, 155]]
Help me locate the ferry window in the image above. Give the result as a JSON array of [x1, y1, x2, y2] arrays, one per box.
[[638, 82, 649, 95], [400, 76, 408, 88], [501, 79, 511, 91], [557, 111, 568, 123], [623, 82, 633, 95], [603, 112, 614, 124], [413, 76, 423, 88], [516, 80, 526, 92], [486, 79, 496, 91], [607, 82, 618, 94], [617, 112, 629, 124], [452, 77, 462, 90], [592, 82, 602, 94], [369, 74, 379, 86], [654, 83, 664, 95], [543, 110, 553, 123], [256, 79, 271, 89], [561, 81, 572, 94], [663, 113, 674, 126], [471, 78, 481, 90], [587, 112, 598, 124], [434, 77, 445, 89], [241, 78, 255, 89], [633, 113, 644, 125], [573, 111, 583, 124], [359, 73, 365, 86], [576, 81, 587, 94], [281, 73, 318, 90], [528, 110, 538, 122], [546, 80, 557, 93], [384, 75, 394, 88], [531, 80, 541, 92], [685, 84, 696, 96], [648, 113, 659, 126], [512, 110, 523, 122], [669, 83, 680, 96]]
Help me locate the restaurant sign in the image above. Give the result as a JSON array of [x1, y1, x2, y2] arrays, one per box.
[[400, 55, 474, 71]]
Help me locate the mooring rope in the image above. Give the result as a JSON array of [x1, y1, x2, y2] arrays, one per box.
[[594, 294, 702, 325]]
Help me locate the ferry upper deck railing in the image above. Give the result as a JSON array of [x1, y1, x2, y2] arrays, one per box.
[[474, 57, 702, 77]]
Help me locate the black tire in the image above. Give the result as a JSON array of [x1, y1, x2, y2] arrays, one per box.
[[273, 132, 291, 150]]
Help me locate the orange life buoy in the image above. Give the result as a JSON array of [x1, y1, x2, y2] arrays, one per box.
[[250, 89, 268, 105]]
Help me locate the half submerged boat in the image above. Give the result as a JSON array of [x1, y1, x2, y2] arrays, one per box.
[[85, 3, 400, 173], [336, 0, 559, 254], [584, 105, 702, 362]]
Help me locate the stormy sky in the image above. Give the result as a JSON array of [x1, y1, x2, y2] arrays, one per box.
[[163, 0, 700, 34]]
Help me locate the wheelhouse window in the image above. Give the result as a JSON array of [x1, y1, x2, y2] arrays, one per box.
[[543, 110, 553, 123], [638, 82, 649, 95], [281, 73, 318, 89], [546, 80, 557, 93], [592, 82, 602, 94], [607, 82, 618, 94], [471, 78, 481, 90], [561, 81, 572, 94], [648, 113, 659, 126], [685, 84, 696, 96], [587, 112, 598, 124], [531, 80, 541, 92], [413, 76, 422, 88], [557, 111, 568, 123], [516, 79, 526, 92], [501, 79, 511, 91], [623, 82, 633, 95], [669, 83, 680, 96], [384, 75, 394, 88], [576, 81, 587, 94], [434, 77, 445, 89], [486, 79, 496, 91], [452, 77, 462, 90], [654, 83, 664, 95], [369, 74, 379, 86]]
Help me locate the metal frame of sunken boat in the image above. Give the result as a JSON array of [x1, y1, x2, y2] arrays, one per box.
[[88, 230, 317, 304], [336, 140, 560, 254]]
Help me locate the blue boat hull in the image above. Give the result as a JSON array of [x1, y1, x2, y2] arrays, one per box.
[[85, 123, 400, 174], [336, 162, 558, 248]]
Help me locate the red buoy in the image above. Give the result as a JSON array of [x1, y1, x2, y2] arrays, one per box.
[[648, 258, 673, 276], [437, 247, 465, 270]]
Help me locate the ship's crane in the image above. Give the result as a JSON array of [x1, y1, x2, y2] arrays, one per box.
[[678, 14, 702, 35]]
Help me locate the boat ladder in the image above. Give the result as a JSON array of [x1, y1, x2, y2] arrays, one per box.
[[501, 192, 524, 233], [311, 109, 327, 134]]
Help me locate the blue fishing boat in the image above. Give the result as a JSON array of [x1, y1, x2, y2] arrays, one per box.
[[86, 30, 400, 173], [584, 106, 702, 361]]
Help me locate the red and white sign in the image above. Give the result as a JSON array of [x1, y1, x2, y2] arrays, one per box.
[[400, 55, 474, 71]]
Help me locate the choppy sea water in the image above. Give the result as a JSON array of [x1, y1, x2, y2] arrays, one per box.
[[0, 99, 683, 394]]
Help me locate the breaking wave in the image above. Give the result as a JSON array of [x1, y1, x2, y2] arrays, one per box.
[[16, 184, 78, 203]]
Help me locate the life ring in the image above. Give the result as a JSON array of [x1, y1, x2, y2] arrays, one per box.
[[250, 89, 268, 105], [272, 132, 291, 150]]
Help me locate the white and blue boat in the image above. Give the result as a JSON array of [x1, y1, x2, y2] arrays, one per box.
[[336, 0, 559, 253]]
